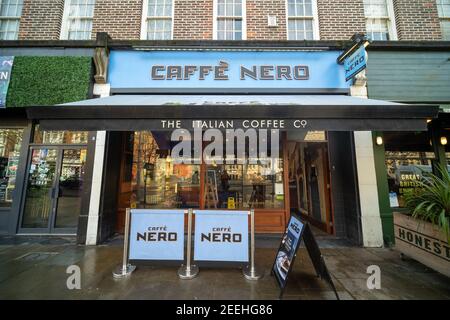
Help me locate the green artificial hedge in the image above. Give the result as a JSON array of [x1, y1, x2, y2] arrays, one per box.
[[6, 56, 92, 107]]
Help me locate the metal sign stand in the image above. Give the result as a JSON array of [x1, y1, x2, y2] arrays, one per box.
[[243, 209, 263, 280], [113, 208, 136, 278], [178, 208, 199, 279]]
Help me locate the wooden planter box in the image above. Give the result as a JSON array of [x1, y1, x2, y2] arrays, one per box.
[[393, 212, 450, 277]]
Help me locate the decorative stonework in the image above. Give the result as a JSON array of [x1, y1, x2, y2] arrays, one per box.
[[93, 46, 109, 84]]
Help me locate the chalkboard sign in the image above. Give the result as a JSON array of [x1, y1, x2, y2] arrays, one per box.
[[272, 212, 339, 299]]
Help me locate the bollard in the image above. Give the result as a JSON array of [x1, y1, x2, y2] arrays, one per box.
[[178, 208, 199, 279], [113, 208, 136, 278], [243, 209, 263, 280]]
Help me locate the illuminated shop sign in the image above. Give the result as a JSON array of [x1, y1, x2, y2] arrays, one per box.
[[108, 50, 349, 91]]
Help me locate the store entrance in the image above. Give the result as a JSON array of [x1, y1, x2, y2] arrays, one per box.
[[287, 131, 333, 234], [19, 147, 87, 234]]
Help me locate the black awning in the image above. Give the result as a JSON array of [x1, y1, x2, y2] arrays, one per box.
[[25, 95, 439, 131]]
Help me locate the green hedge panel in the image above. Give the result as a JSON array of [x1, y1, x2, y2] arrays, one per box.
[[6, 56, 92, 107]]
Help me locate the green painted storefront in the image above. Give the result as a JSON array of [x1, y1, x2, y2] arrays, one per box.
[[367, 50, 450, 246]]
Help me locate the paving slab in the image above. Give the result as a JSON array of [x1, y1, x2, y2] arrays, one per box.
[[0, 237, 449, 300]]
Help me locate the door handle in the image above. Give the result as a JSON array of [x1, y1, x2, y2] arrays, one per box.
[[51, 187, 57, 199]]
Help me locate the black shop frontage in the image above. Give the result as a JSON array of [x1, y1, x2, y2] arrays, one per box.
[[22, 46, 438, 246]]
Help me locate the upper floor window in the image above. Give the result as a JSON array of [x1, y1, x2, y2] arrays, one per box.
[[437, 0, 450, 40], [0, 0, 23, 40], [61, 0, 95, 40], [363, 0, 397, 40], [286, 0, 318, 40], [214, 0, 246, 40], [142, 0, 173, 40]]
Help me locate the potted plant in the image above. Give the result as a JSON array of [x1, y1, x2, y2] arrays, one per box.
[[393, 165, 450, 277]]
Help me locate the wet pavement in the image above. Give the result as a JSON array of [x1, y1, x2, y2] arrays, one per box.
[[0, 235, 449, 300]]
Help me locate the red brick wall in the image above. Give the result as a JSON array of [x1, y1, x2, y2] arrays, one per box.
[[247, 0, 286, 40], [173, 0, 213, 40], [92, 0, 143, 40], [317, 0, 366, 40], [18, 0, 64, 40], [393, 0, 442, 40]]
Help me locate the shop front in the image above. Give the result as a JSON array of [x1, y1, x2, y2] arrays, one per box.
[[25, 45, 439, 245], [0, 54, 94, 237]]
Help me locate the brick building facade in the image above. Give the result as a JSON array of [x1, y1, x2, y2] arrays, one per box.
[[393, 0, 442, 40], [18, 0, 64, 40], [91, 0, 143, 40], [173, 0, 213, 40], [317, 0, 366, 40], [10, 0, 447, 42]]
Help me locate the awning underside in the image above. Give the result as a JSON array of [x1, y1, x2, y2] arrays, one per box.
[[26, 95, 439, 131]]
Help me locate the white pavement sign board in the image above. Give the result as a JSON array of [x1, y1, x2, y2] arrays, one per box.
[[194, 210, 249, 263], [129, 209, 185, 262]]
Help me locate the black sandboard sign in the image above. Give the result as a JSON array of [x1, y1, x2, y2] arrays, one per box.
[[271, 212, 339, 300]]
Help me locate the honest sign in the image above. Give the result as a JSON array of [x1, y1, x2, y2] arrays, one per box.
[[194, 210, 249, 263], [129, 209, 185, 262]]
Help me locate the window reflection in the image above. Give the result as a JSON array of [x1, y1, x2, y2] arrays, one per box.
[[0, 128, 23, 207], [384, 132, 435, 208], [33, 125, 88, 144], [131, 131, 200, 209]]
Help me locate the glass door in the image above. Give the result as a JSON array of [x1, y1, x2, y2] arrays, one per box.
[[19, 147, 86, 234], [53, 148, 86, 231]]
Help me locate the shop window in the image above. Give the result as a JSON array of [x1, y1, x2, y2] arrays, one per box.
[[0, 0, 23, 40], [61, 0, 95, 40], [384, 132, 434, 208], [33, 125, 88, 145], [130, 131, 284, 210], [437, 0, 450, 40], [214, 0, 245, 40], [0, 128, 23, 207], [363, 0, 397, 40], [205, 160, 284, 210], [142, 0, 173, 40], [286, 0, 318, 40], [131, 131, 200, 209]]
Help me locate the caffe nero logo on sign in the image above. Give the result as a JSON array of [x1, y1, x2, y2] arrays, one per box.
[[151, 61, 309, 81], [137, 225, 177, 242], [201, 226, 242, 243]]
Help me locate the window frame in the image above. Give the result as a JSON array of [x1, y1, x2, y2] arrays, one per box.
[[363, 0, 398, 41], [436, 0, 450, 40], [213, 0, 247, 40], [285, 0, 320, 41], [140, 0, 175, 40], [60, 0, 96, 40], [0, 0, 24, 40]]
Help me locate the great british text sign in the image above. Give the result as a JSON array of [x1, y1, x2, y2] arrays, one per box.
[[108, 50, 349, 92], [194, 210, 249, 263], [129, 209, 185, 262]]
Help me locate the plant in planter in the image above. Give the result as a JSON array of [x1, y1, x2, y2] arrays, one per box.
[[394, 165, 450, 277], [403, 165, 450, 244]]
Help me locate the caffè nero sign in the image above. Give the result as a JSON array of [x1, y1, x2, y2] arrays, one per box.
[[151, 61, 309, 81], [108, 50, 349, 91]]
